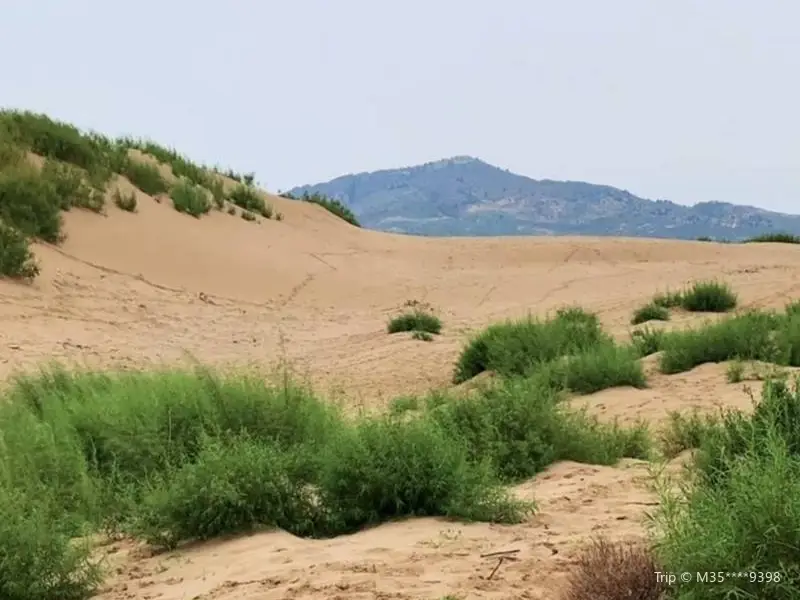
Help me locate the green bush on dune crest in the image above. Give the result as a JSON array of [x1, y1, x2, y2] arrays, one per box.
[[0, 361, 651, 598], [0, 109, 306, 279]]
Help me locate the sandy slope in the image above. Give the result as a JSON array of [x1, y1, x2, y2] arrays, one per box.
[[2, 183, 800, 599]]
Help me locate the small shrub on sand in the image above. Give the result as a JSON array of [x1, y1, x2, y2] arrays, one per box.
[[170, 179, 211, 217], [658, 310, 786, 374], [679, 280, 737, 312], [652, 290, 684, 309], [315, 416, 527, 532], [652, 280, 737, 314], [563, 537, 665, 600], [134, 436, 322, 549], [40, 159, 104, 213], [387, 310, 442, 335], [0, 164, 64, 242], [428, 376, 650, 482], [112, 188, 137, 213], [228, 183, 272, 218], [121, 159, 168, 197], [297, 191, 361, 227], [631, 302, 669, 325], [240, 210, 257, 222], [630, 326, 667, 358], [537, 343, 646, 395], [453, 307, 609, 383], [0, 220, 40, 280], [411, 330, 434, 342], [658, 410, 722, 459]]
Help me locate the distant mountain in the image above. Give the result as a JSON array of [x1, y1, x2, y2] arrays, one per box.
[[287, 156, 800, 240]]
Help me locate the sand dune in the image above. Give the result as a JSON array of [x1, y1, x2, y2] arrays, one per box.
[[2, 175, 800, 599]]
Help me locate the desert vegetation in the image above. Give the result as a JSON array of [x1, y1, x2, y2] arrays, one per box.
[[281, 190, 361, 227], [0, 110, 343, 281], [0, 255, 798, 598]]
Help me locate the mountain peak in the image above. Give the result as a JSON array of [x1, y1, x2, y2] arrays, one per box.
[[288, 159, 800, 240]]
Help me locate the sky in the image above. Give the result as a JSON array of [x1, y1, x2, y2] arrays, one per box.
[[2, 0, 798, 212]]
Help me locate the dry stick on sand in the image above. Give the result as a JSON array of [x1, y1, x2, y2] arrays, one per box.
[[480, 548, 521, 580]]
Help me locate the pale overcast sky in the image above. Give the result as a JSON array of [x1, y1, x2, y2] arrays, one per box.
[[2, 0, 798, 212]]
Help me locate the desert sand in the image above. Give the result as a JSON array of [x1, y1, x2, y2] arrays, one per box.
[[2, 186, 799, 599]]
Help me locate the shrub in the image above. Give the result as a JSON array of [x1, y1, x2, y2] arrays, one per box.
[[744, 232, 800, 244], [652, 290, 684, 309], [134, 436, 322, 549], [299, 191, 360, 227], [0, 488, 102, 600], [228, 183, 271, 218], [118, 138, 212, 188], [411, 330, 434, 342], [0, 165, 63, 242], [208, 178, 226, 210], [41, 159, 104, 213], [655, 379, 800, 599], [428, 376, 650, 482], [316, 415, 528, 532], [658, 410, 722, 459], [453, 307, 609, 383], [658, 311, 784, 374], [121, 159, 168, 196], [679, 280, 737, 312], [630, 326, 667, 358], [0, 220, 40, 280], [656, 435, 800, 599], [112, 188, 137, 212], [0, 110, 108, 177], [240, 210, 257, 222], [563, 537, 665, 600], [170, 179, 211, 217], [387, 310, 442, 335], [631, 303, 669, 325], [537, 343, 646, 395]]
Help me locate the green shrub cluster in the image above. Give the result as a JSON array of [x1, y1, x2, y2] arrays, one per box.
[[387, 309, 443, 337], [0, 363, 649, 598], [170, 179, 211, 218], [283, 191, 361, 227], [654, 376, 800, 598], [634, 280, 737, 324]]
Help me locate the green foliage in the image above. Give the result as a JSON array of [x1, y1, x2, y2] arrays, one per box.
[[121, 158, 168, 196], [630, 326, 667, 358], [228, 183, 272, 218], [679, 280, 737, 312], [655, 378, 800, 599], [0, 110, 111, 180], [453, 307, 609, 383], [41, 159, 104, 212], [411, 330, 434, 342], [0, 220, 40, 280], [0, 164, 64, 242], [118, 138, 213, 188], [240, 210, 257, 222], [744, 232, 800, 244], [170, 179, 211, 218], [297, 191, 360, 227], [112, 188, 137, 213], [658, 310, 790, 374], [631, 302, 670, 325], [0, 358, 653, 594], [387, 310, 442, 335]]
